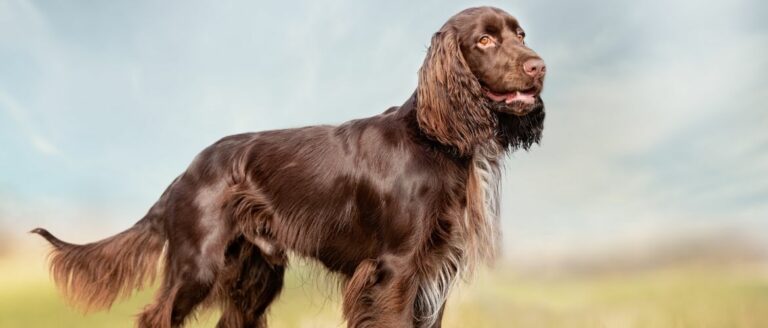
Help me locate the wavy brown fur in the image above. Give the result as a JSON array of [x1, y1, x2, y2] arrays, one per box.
[[342, 259, 378, 324], [416, 26, 497, 157], [215, 237, 285, 328], [32, 221, 165, 312]]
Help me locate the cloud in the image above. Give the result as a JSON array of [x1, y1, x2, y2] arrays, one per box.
[[0, 90, 61, 156], [499, 0, 768, 254], [0, 0, 765, 257]]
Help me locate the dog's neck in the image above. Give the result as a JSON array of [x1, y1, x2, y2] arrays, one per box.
[[398, 92, 545, 157]]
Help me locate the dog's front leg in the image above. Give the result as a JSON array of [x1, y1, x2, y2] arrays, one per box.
[[342, 254, 419, 327], [427, 303, 446, 328]]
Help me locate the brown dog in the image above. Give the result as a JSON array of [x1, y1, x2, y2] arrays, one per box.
[[33, 6, 546, 328]]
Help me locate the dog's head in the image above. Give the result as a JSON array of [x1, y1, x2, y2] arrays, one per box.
[[417, 7, 546, 155]]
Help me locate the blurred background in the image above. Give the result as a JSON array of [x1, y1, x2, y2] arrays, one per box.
[[1, 0, 766, 327]]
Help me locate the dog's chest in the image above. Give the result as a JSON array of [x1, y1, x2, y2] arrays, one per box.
[[456, 145, 503, 269], [472, 149, 502, 223]]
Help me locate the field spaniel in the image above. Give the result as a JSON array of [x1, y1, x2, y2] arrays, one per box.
[[33, 6, 546, 328]]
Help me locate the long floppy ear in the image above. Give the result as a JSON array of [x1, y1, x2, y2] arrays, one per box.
[[416, 27, 497, 156]]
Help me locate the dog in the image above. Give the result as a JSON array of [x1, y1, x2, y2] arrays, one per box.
[[33, 6, 546, 327]]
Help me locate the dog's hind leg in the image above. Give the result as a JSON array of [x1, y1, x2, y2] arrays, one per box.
[[138, 180, 235, 328], [215, 236, 286, 328]]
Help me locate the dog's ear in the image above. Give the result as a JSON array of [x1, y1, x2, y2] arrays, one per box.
[[416, 27, 496, 156]]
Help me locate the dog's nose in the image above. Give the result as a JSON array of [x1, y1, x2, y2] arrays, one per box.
[[523, 58, 546, 78]]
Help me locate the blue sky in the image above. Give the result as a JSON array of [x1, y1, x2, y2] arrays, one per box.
[[1, 0, 766, 258]]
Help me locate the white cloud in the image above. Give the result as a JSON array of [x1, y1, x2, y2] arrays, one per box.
[[499, 3, 768, 254], [0, 90, 61, 156], [0, 0, 766, 257]]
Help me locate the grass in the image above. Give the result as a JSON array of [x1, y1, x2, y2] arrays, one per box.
[[1, 252, 767, 328]]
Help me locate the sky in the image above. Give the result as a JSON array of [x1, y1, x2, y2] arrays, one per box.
[[1, 0, 766, 259]]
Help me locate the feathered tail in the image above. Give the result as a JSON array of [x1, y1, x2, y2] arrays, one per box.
[[31, 209, 166, 312]]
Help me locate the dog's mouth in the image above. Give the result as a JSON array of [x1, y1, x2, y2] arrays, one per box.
[[482, 85, 542, 116], [484, 87, 538, 105]]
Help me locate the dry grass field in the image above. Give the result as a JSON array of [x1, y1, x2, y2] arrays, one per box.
[[2, 245, 767, 328]]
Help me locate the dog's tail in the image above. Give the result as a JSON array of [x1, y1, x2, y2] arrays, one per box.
[[31, 201, 167, 312]]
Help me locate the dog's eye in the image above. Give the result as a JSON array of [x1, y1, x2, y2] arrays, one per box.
[[478, 35, 493, 47], [516, 30, 526, 41]]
